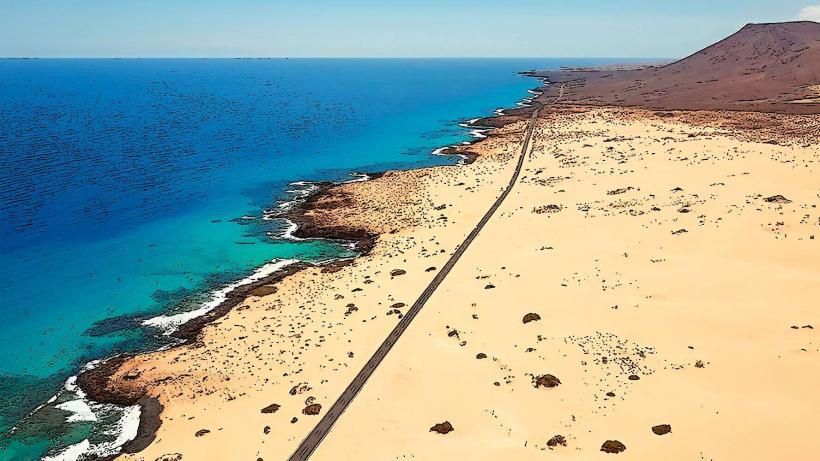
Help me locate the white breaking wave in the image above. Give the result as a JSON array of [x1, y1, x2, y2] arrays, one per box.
[[42, 439, 90, 461], [56, 399, 96, 423], [342, 172, 370, 184], [39, 367, 142, 461], [469, 129, 488, 139], [142, 258, 298, 334], [275, 181, 319, 211], [279, 219, 302, 241], [41, 404, 141, 461]]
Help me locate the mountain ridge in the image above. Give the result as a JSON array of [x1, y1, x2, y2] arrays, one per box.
[[535, 21, 820, 114]]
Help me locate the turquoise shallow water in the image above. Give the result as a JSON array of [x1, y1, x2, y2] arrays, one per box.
[[0, 58, 620, 459]]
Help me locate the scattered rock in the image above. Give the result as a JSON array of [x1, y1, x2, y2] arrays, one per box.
[[764, 195, 791, 204], [155, 454, 183, 461], [607, 187, 633, 195], [390, 269, 406, 277], [522, 313, 541, 324], [426, 266, 437, 272], [195, 429, 210, 437], [485, 284, 495, 289], [290, 417, 298, 424], [263, 426, 271, 434], [695, 360, 705, 368], [260, 403, 280, 414], [289, 383, 311, 395], [606, 391, 616, 397], [546, 435, 567, 448], [534, 204, 562, 214], [601, 440, 626, 454], [652, 424, 672, 435], [476, 353, 487, 359], [533, 374, 561, 388], [672, 229, 688, 235], [302, 404, 322, 416], [628, 374, 640, 381], [430, 421, 454, 434]]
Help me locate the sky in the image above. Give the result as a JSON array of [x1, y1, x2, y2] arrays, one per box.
[[1, 0, 818, 58]]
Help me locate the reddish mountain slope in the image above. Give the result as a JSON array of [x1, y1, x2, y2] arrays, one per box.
[[536, 21, 820, 113]]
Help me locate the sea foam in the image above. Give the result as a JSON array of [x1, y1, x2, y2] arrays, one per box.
[[142, 258, 298, 334]]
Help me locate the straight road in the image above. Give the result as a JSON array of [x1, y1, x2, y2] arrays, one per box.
[[287, 103, 543, 461]]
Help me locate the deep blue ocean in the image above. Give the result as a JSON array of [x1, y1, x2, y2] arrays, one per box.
[[0, 58, 616, 460]]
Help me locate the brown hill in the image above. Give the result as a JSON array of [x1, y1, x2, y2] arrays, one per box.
[[535, 21, 820, 114]]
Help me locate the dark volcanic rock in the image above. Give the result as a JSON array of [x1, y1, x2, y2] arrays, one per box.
[[261, 403, 281, 414], [601, 440, 626, 454], [522, 313, 541, 324], [302, 404, 322, 416], [652, 424, 672, 435], [764, 195, 792, 204], [547, 435, 567, 448], [533, 374, 561, 388], [430, 421, 454, 434]]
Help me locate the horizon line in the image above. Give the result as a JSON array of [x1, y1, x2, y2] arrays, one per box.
[[0, 56, 672, 60]]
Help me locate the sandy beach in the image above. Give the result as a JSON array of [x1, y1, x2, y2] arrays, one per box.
[[76, 98, 820, 460]]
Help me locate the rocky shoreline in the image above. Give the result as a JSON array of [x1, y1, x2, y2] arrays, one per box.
[[73, 84, 533, 459]]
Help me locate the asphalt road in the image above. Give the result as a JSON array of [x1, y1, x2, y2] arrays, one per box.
[[287, 104, 542, 461]]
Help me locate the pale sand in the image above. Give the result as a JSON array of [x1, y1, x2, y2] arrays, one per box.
[[107, 107, 818, 460]]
